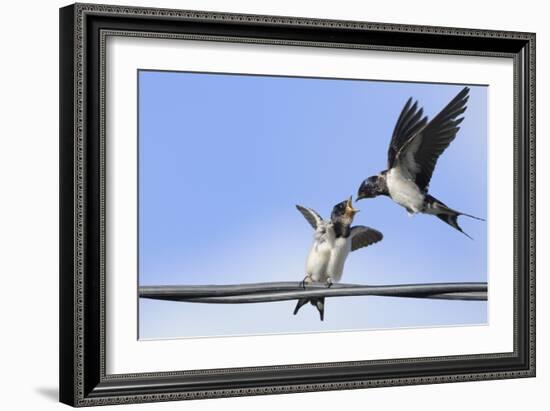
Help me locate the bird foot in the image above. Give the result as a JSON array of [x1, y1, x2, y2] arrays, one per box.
[[325, 278, 333, 288], [300, 275, 313, 289]]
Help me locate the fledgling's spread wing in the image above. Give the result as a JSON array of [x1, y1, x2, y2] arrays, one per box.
[[296, 205, 324, 229], [350, 226, 383, 251]]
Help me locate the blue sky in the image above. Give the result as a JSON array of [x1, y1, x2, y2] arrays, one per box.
[[138, 70, 487, 339]]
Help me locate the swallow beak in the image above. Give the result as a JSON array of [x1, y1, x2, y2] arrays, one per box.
[[345, 196, 359, 217]]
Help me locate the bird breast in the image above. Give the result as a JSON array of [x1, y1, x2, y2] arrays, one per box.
[[386, 167, 425, 213], [326, 237, 351, 283], [306, 239, 332, 282], [306, 236, 350, 283]]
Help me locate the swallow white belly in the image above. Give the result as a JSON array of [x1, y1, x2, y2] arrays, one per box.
[[386, 167, 425, 213], [326, 237, 351, 283], [306, 240, 332, 282]]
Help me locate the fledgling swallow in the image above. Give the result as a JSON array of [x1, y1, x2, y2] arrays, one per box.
[[294, 197, 383, 320], [356, 87, 484, 238]]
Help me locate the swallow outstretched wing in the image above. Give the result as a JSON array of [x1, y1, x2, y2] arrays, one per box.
[[350, 226, 383, 251], [296, 205, 324, 229], [388, 87, 470, 192]]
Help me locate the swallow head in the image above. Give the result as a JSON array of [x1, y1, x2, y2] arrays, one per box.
[[357, 176, 380, 201], [331, 196, 359, 224]]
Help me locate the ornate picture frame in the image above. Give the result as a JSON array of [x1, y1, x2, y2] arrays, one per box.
[[59, 3, 535, 407]]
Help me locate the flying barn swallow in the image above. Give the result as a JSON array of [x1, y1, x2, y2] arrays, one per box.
[[356, 87, 484, 238]]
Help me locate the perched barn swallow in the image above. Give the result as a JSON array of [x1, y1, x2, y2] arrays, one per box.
[[356, 87, 484, 238], [294, 197, 383, 320]]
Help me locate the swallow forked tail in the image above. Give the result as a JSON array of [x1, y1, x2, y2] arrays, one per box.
[[425, 194, 485, 240], [293, 298, 325, 321]]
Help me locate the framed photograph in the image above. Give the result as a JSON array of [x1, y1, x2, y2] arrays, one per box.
[[59, 3, 535, 407]]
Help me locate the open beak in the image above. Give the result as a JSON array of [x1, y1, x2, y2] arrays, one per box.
[[345, 196, 359, 217]]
